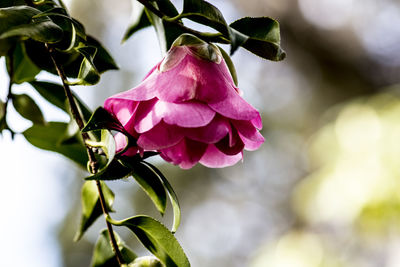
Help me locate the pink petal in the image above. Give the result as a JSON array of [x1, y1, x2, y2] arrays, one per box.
[[137, 121, 184, 150], [114, 132, 138, 156], [104, 98, 139, 127], [132, 99, 160, 133], [239, 132, 264, 151], [154, 100, 215, 128], [199, 144, 243, 168], [208, 88, 261, 121], [184, 115, 230, 143], [159, 138, 208, 169], [154, 48, 232, 103], [214, 128, 245, 156], [231, 120, 265, 143]]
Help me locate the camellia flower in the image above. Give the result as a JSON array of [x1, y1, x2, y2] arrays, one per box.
[[104, 34, 264, 169]]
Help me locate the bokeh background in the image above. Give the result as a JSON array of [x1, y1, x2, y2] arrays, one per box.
[[1, 0, 400, 266]]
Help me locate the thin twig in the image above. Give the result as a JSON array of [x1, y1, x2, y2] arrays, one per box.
[[45, 44, 125, 265]]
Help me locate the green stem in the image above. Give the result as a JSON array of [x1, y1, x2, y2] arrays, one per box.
[[45, 44, 125, 266]]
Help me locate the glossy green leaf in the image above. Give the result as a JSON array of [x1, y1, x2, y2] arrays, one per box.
[[29, 81, 92, 120], [85, 159, 133, 181], [67, 45, 100, 85], [122, 0, 151, 43], [82, 107, 126, 134], [75, 181, 115, 241], [12, 93, 45, 125], [91, 229, 137, 267], [142, 161, 181, 233], [218, 45, 238, 86], [125, 161, 167, 216], [146, 0, 185, 52], [84, 129, 117, 178], [33, 7, 86, 40], [180, 0, 229, 36], [0, 37, 16, 56], [24, 35, 117, 80], [6, 42, 40, 84], [0, 6, 63, 43], [23, 121, 87, 167], [230, 17, 286, 61], [109, 215, 190, 267]]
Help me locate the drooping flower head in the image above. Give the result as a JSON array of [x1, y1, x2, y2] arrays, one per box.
[[104, 34, 264, 169]]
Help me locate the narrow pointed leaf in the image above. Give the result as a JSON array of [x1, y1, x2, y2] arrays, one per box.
[[29, 81, 92, 120], [122, 161, 167, 216], [23, 121, 88, 167], [122, 0, 151, 43], [91, 229, 137, 267], [0, 6, 63, 43], [67, 45, 100, 85], [6, 42, 40, 84], [13, 93, 45, 125], [181, 0, 229, 35], [217, 46, 238, 86], [142, 161, 181, 233], [110, 215, 190, 267], [75, 181, 115, 241]]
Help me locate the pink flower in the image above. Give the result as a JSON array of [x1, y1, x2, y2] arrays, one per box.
[[104, 34, 264, 169]]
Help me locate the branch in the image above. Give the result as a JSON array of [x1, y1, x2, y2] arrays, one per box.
[[45, 44, 125, 266]]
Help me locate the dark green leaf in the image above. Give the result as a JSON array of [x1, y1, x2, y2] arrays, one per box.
[[82, 107, 126, 134], [6, 42, 40, 84], [146, 0, 185, 52], [85, 158, 133, 181], [67, 44, 100, 85], [230, 17, 286, 61], [91, 229, 137, 267], [0, 37, 16, 56], [23, 121, 88, 167], [122, 1, 151, 43], [24, 35, 117, 79], [0, 0, 25, 8], [29, 81, 92, 120], [75, 181, 115, 241], [12, 93, 45, 124], [218, 45, 238, 86], [109, 215, 190, 267], [125, 161, 167, 216], [142, 161, 181, 233], [180, 0, 229, 36], [86, 36, 118, 73], [0, 6, 63, 43]]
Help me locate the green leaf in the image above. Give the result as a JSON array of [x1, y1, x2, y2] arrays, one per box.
[[146, 0, 185, 52], [218, 45, 238, 86], [23, 121, 88, 167], [142, 161, 181, 233], [6, 42, 40, 84], [85, 158, 133, 181], [109, 215, 190, 267], [0, 6, 63, 43], [29, 81, 92, 120], [75, 181, 115, 241], [125, 161, 167, 216], [229, 17, 286, 61], [122, 0, 151, 43], [82, 107, 126, 134], [24, 35, 117, 79], [180, 0, 229, 36], [67, 44, 100, 85], [12, 93, 45, 125], [91, 229, 137, 267], [87, 36, 118, 73]]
